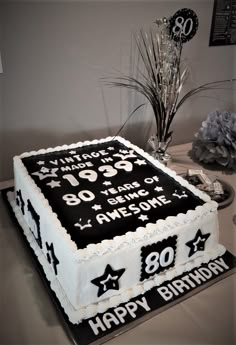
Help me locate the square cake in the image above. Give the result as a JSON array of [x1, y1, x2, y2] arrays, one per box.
[[12, 136, 224, 323]]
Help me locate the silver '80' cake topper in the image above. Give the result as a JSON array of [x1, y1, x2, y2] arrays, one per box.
[[168, 8, 199, 43]]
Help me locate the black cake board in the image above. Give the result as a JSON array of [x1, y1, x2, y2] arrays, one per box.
[[2, 188, 236, 345]]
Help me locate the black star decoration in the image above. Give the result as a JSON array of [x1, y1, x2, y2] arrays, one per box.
[[46, 242, 59, 275], [16, 190, 25, 215], [27, 199, 42, 249], [91, 264, 125, 297], [186, 229, 210, 257]]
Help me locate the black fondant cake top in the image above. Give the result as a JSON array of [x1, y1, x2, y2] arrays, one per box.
[[22, 139, 204, 249]]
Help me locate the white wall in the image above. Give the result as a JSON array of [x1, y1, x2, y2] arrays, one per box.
[[0, 0, 235, 180]]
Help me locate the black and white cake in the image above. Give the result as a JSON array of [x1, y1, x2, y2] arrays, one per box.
[[12, 136, 224, 323]]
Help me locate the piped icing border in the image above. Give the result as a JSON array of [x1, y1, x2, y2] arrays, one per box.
[[8, 191, 225, 324], [14, 136, 218, 262]]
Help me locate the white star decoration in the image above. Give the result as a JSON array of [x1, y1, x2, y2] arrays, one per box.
[[134, 159, 146, 166], [107, 147, 115, 151], [103, 181, 112, 186], [69, 150, 77, 155], [37, 161, 45, 165], [32, 168, 59, 180], [100, 274, 118, 291], [192, 237, 203, 252], [138, 214, 148, 222], [172, 190, 188, 199], [92, 204, 102, 211], [114, 150, 136, 160], [40, 167, 50, 173], [46, 180, 61, 188], [154, 186, 163, 192], [119, 149, 128, 154], [74, 219, 92, 231]]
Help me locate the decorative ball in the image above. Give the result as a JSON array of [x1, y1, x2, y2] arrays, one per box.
[[191, 110, 236, 171]]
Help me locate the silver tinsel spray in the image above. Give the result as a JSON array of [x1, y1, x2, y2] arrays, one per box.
[[191, 110, 236, 171], [105, 16, 235, 158]]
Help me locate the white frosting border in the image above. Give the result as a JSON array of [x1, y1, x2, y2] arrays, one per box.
[[8, 191, 225, 324], [14, 136, 218, 262]]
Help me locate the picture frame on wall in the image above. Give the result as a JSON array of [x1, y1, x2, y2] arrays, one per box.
[[209, 0, 236, 46]]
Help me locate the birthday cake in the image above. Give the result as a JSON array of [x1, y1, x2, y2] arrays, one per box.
[[12, 136, 224, 324]]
